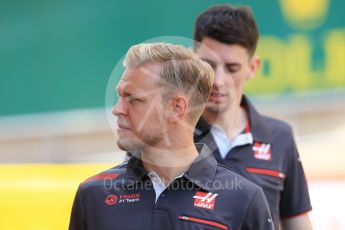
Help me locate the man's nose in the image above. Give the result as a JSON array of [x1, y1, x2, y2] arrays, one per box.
[[112, 98, 126, 117], [213, 67, 225, 87]]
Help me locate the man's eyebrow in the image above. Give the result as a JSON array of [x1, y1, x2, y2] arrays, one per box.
[[201, 58, 241, 67], [116, 87, 142, 98], [225, 63, 241, 67]]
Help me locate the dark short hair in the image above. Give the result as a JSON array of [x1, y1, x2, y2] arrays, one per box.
[[194, 4, 259, 56]]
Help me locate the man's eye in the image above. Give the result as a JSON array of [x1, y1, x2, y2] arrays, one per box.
[[225, 66, 240, 73], [126, 96, 136, 102], [126, 96, 141, 103]]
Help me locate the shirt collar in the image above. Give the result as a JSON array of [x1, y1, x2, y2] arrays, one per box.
[[124, 144, 218, 191], [195, 95, 273, 144], [125, 155, 148, 186], [183, 144, 217, 191], [210, 125, 254, 159], [241, 95, 273, 143]]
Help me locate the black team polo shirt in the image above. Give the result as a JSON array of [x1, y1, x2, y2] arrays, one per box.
[[194, 96, 312, 229], [69, 145, 274, 230]]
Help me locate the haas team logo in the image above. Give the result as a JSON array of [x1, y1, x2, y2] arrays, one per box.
[[253, 142, 271, 160], [193, 192, 218, 210], [105, 193, 140, 206], [105, 195, 118, 206]]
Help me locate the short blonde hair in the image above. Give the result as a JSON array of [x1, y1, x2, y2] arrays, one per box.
[[123, 43, 214, 123]]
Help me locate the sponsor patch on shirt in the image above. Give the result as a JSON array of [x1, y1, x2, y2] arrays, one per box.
[[253, 142, 271, 160], [193, 192, 218, 210], [105, 193, 140, 206]]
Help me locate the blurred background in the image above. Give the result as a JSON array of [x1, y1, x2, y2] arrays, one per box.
[[0, 0, 344, 229]]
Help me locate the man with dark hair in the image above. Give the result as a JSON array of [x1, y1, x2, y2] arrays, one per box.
[[69, 43, 274, 230], [193, 5, 312, 230]]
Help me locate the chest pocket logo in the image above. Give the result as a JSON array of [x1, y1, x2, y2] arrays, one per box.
[[253, 142, 271, 160], [193, 192, 218, 210]]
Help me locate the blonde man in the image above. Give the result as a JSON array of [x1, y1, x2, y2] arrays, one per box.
[[69, 43, 274, 230]]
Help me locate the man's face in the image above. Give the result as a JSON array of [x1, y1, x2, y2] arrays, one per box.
[[112, 63, 166, 152], [196, 37, 258, 114]]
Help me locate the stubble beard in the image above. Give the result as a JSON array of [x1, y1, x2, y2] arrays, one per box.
[[116, 128, 164, 153]]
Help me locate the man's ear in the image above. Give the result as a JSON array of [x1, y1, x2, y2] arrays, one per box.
[[246, 55, 261, 80], [166, 96, 189, 123]]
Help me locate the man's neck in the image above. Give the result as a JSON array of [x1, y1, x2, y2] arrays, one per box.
[[203, 106, 248, 141], [141, 137, 198, 186]]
